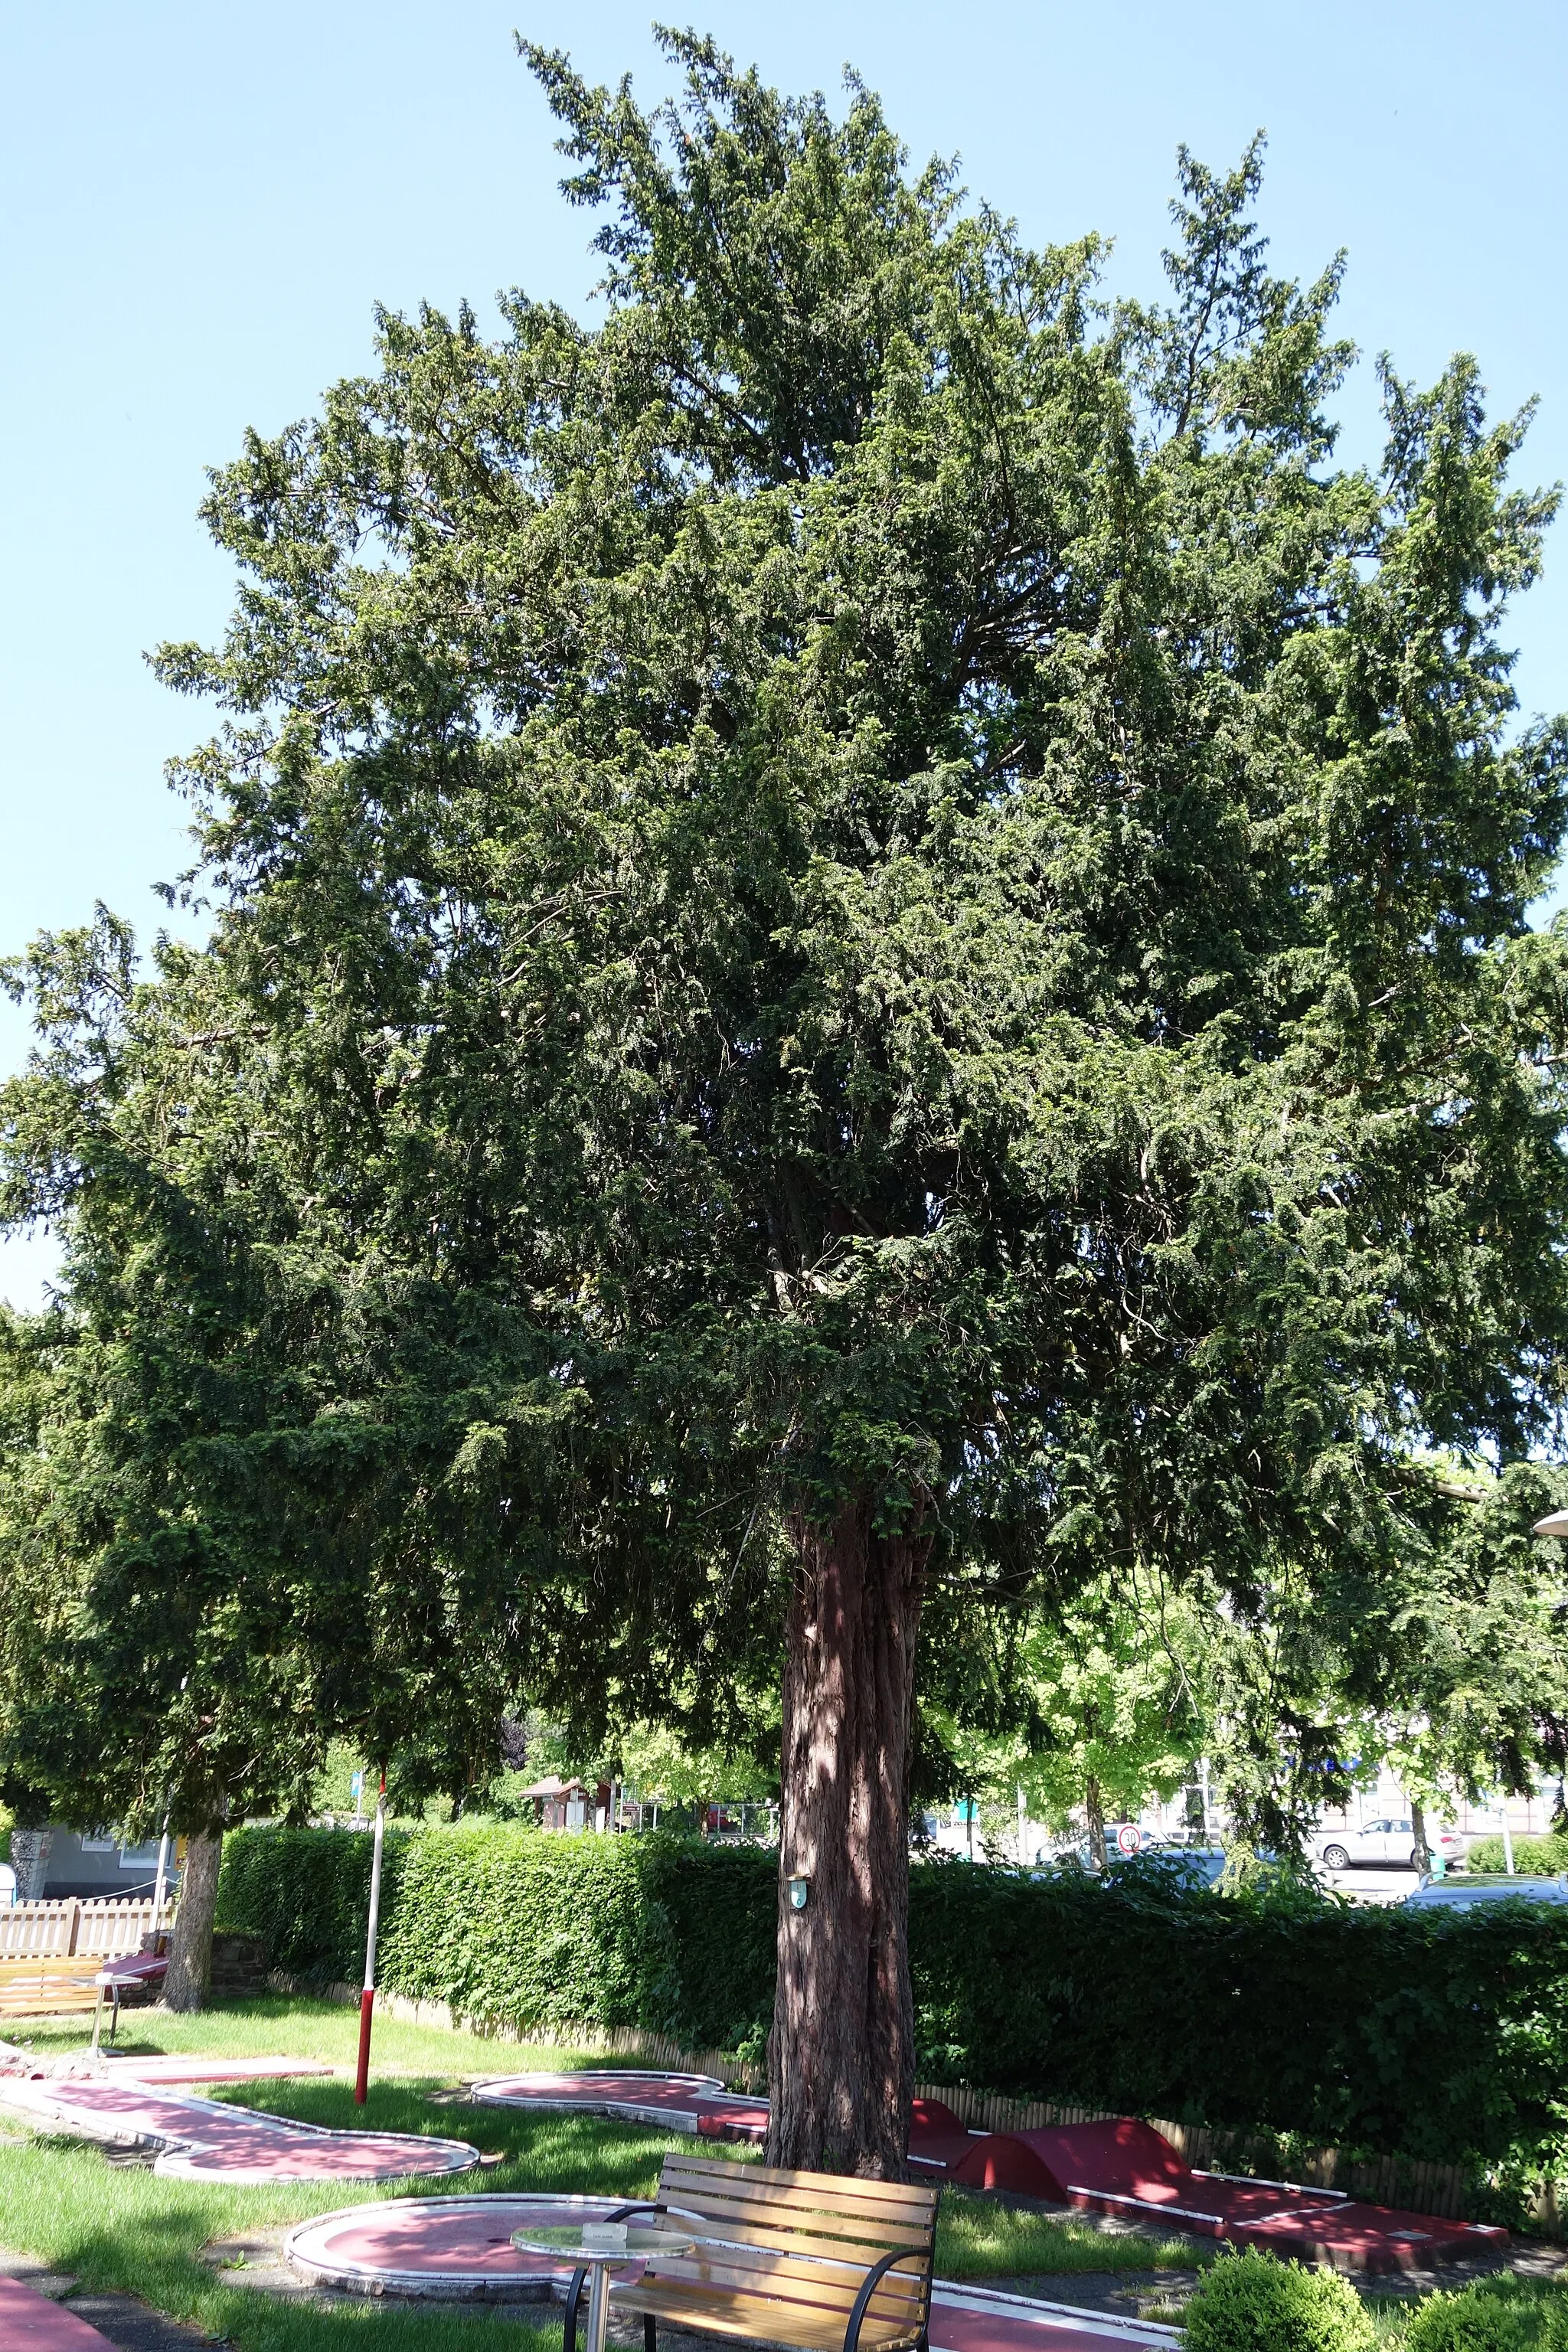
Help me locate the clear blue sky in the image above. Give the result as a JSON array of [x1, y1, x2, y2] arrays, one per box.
[[3, 1, 1565, 1305]]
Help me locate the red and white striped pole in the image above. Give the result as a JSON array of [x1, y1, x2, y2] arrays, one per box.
[[354, 1769, 387, 2106]]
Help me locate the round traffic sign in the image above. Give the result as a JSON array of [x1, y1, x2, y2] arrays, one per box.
[[1115, 1824, 1141, 1856]]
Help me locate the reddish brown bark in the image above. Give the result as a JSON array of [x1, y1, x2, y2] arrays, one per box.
[[766, 1497, 929, 2177], [165, 1827, 223, 2012]]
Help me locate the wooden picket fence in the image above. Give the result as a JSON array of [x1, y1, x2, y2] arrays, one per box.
[[0, 1898, 171, 1961]]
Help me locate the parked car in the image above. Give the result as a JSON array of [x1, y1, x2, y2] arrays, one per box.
[[1315, 1818, 1465, 1872], [1072, 1826, 1166, 1867], [1109, 1846, 1229, 1890], [1403, 1873, 1568, 1910]]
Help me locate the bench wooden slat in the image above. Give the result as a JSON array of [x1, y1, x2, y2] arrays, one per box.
[[662, 2156, 936, 2216], [668, 2216, 932, 2267], [661, 2177, 932, 2242], [611, 2283, 923, 2352], [662, 2196, 932, 2255], [602, 2150, 936, 2352], [652, 2250, 927, 2311]]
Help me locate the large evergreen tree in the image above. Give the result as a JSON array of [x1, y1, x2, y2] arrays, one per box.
[[5, 34, 1568, 2158]]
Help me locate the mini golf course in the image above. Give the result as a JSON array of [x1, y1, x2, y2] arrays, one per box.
[[469, 2067, 770, 2139], [0, 2073, 480, 2182], [471, 2071, 1508, 2275], [284, 2190, 1184, 2352]]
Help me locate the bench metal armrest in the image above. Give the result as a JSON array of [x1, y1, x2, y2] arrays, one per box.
[[843, 2247, 910, 2352]]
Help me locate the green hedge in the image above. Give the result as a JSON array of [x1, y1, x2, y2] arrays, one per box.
[[217, 1818, 400, 1984], [217, 1824, 777, 2047], [217, 1828, 1568, 2185], [1464, 1834, 1568, 1877]]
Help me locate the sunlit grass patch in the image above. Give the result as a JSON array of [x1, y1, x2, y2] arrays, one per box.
[[1, 1990, 606, 2079], [935, 2186, 1207, 2277]]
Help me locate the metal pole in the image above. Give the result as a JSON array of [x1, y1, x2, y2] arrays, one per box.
[[152, 1812, 171, 1929], [354, 1770, 387, 2106], [1501, 1803, 1515, 1876]]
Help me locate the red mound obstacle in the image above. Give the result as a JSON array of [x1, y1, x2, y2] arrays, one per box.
[[0, 2276, 118, 2351], [944, 2118, 1507, 2275], [0, 2075, 480, 2184], [909, 2096, 988, 2171], [285, 2193, 1181, 2352], [469, 2069, 769, 2142]]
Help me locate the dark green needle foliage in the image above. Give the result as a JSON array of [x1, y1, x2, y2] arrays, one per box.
[[3, 31, 1568, 2050]]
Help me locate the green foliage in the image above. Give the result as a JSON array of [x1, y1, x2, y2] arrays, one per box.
[[217, 1823, 779, 2049], [220, 1824, 1568, 2179], [216, 1821, 394, 1984], [1465, 1835, 1568, 1875], [8, 32, 1568, 1857], [375, 1824, 682, 2034], [1404, 2287, 1534, 2352], [1184, 2251, 1374, 2352], [906, 1862, 1568, 2175]]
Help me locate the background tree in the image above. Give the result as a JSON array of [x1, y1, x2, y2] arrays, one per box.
[[922, 1570, 1206, 1863], [6, 35, 1568, 2159]]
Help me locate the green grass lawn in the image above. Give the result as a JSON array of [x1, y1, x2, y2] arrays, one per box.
[[0, 1994, 1231, 2352], [3, 1988, 597, 2078]]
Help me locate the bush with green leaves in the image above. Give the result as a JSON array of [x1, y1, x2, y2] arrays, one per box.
[[1183, 2251, 1374, 2352], [1463, 1836, 1568, 1877], [217, 1824, 1568, 2185], [1404, 2286, 1534, 2352]]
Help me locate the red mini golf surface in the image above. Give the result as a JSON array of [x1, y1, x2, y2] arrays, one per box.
[[946, 2119, 1507, 2275], [0, 2076, 479, 2183], [0, 2275, 117, 2352], [288, 2194, 626, 2296], [470, 2069, 769, 2141], [286, 2195, 1180, 2352], [473, 2073, 970, 2158], [94, 2055, 334, 2086]]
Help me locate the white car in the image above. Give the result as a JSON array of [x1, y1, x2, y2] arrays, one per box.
[[1316, 1818, 1464, 1872]]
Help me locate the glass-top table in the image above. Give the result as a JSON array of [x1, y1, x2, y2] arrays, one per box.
[[510, 2216, 697, 2352]]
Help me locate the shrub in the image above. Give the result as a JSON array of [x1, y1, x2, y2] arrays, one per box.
[[216, 1824, 1568, 2184], [1183, 2249, 1374, 2352], [216, 1821, 401, 1984], [1463, 1835, 1568, 1877], [1404, 2287, 1533, 2352]]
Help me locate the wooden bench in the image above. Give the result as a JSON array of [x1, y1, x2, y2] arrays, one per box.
[[0, 1957, 102, 2018], [570, 2151, 937, 2352]]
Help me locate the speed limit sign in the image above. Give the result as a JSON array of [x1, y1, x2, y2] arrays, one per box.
[[1116, 1824, 1141, 1857]]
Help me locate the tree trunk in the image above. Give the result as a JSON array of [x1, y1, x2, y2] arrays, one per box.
[[1409, 1797, 1432, 1877], [767, 1497, 929, 2178], [164, 1828, 224, 2011], [1085, 1774, 1108, 1870]]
